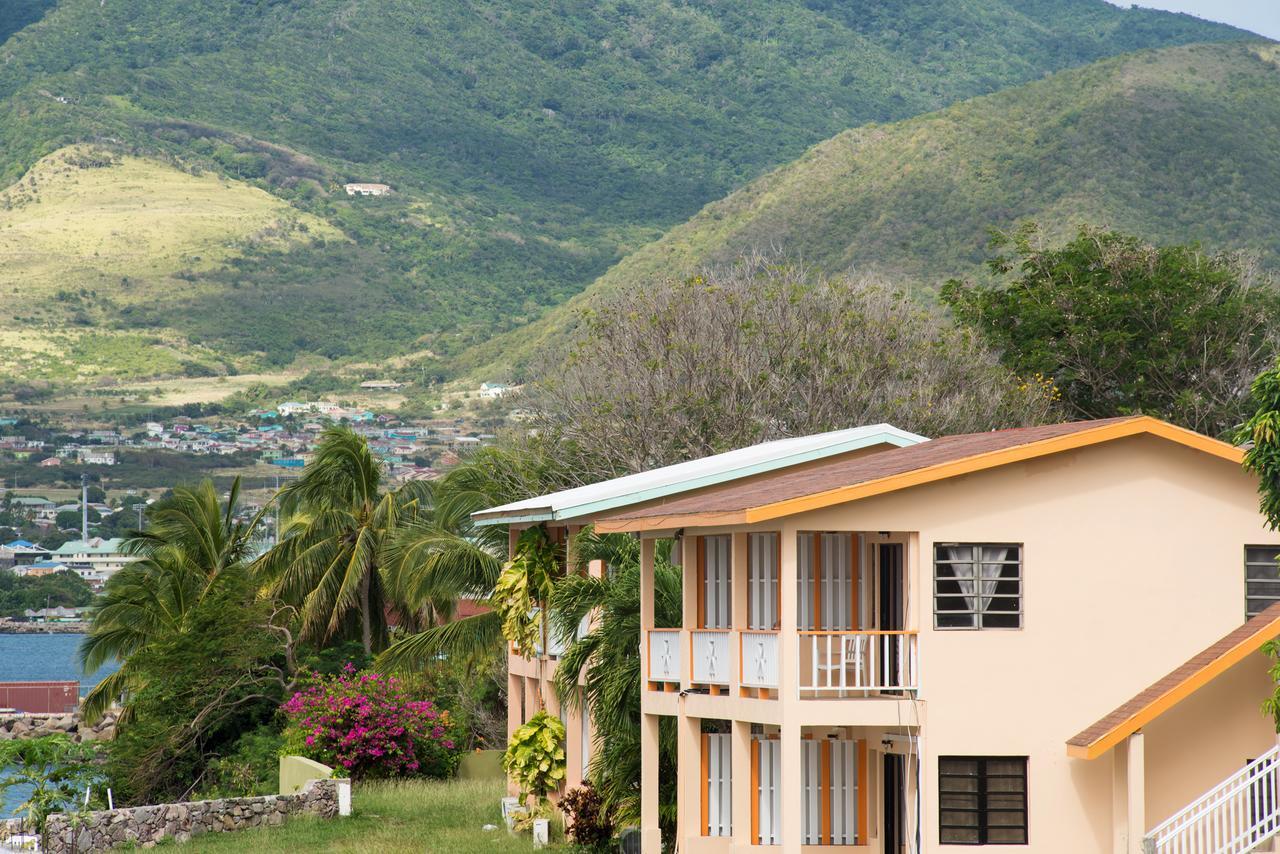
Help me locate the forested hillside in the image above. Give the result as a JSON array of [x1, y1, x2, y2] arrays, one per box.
[[0, 0, 1250, 381], [480, 41, 1280, 374]]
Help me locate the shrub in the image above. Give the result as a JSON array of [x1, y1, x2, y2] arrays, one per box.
[[281, 665, 462, 780], [503, 709, 566, 803], [200, 726, 285, 798], [561, 783, 613, 850]]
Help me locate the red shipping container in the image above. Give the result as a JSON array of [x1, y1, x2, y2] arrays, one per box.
[[0, 681, 79, 714]]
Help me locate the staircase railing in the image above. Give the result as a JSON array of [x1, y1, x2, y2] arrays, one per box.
[[1143, 744, 1280, 854]]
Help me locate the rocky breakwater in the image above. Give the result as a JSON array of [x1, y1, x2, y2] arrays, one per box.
[[0, 619, 89, 634], [43, 778, 343, 852], [0, 711, 115, 743]]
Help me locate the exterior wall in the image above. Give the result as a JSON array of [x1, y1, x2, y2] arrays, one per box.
[[1142, 652, 1276, 829], [773, 434, 1280, 852]]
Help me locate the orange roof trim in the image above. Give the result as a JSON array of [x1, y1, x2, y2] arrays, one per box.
[[1066, 603, 1280, 760], [595, 416, 1243, 533]]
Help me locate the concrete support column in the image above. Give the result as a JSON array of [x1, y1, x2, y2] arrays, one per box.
[[778, 524, 802, 853], [1127, 732, 1146, 854], [641, 712, 662, 854], [640, 538, 655, 635], [677, 710, 702, 848], [731, 719, 753, 852], [779, 717, 803, 854], [732, 532, 749, 695], [1112, 745, 1128, 854]]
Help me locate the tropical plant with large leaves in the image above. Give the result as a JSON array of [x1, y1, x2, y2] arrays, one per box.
[[79, 478, 262, 723], [375, 444, 563, 674], [550, 528, 681, 830], [254, 427, 427, 655]]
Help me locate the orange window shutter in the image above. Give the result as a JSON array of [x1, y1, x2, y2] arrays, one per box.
[[700, 733, 710, 836], [751, 738, 761, 844], [856, 739, 869, 844]]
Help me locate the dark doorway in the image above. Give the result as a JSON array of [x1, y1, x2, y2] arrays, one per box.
[[878, 543, 904, 689], [884, 752, 905, 853]]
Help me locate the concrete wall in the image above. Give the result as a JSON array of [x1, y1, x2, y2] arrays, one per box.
[[43, 777, 343, 852], [279, 754, 334, 795], [457, 749, 505, 781]]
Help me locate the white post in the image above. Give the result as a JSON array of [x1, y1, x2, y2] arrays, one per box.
[[1127, 732, 1145, 854], [1112, 745, 1128, 854]]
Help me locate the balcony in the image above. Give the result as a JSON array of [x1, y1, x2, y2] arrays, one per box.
[[800, 630, 918, 697], [644, 628, 919, 697]]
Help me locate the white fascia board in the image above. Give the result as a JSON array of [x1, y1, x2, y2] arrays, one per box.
[[473, 425, 926, 527]]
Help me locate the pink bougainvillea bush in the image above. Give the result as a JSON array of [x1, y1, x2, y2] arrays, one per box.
[[281, 665, 462, 780]]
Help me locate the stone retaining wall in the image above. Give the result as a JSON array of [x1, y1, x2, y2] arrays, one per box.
[[42, 777, 343, 852]]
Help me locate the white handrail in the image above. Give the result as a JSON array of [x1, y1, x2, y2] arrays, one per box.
[[1144, 744, 1280, 854]]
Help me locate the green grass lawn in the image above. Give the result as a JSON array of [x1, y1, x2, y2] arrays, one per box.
[[163, 778, 564, 853]]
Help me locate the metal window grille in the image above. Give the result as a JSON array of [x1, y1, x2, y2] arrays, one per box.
[[939, 756, 1028, 845], [1245, 546, 1280, 618], [934, 544, 1023, 630]]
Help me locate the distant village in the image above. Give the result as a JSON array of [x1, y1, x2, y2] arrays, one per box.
[[0, 381, 517, 612], [0, 380, 514, 482]]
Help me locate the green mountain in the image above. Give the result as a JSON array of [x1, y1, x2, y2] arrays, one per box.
[[0, 0, 1251, 382], [482, 40, 1280, 373]]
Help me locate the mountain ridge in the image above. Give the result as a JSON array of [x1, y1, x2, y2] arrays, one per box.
[[467, 40, 1280, 376], [0, 0, 1259, 383]]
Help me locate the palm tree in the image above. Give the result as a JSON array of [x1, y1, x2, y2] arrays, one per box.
[[550, 529, 681, 828], [254, 427, 422, 655], [375, 452, 515, 672], [80, 479, 260, 722]]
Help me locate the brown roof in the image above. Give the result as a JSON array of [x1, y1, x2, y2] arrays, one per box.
[[1067, 603, 1280, 760], [594, 416, 1240, 531]]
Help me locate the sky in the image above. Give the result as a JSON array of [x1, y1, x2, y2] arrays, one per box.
[[1107, 1, 1280, 40]]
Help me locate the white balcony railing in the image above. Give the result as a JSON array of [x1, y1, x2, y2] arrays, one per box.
[[692, 629, 732, 685], [647, 629, 683, 683], [801, 631, 918, 696], [740, 630, 779, 689]]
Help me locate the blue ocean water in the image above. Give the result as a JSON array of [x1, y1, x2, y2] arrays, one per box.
[[0, 634, 118, 817]]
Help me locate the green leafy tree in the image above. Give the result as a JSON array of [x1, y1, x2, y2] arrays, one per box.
[[255, 427, 422, 655], [80, 478, 265, 722], [376, 444, 566, 673], [551, 529, 682, 833], [943, 224, 1280, 437], [1237, 363, 1280, 724], [102, 575, 290, 805], [0, 735, 102, 835]]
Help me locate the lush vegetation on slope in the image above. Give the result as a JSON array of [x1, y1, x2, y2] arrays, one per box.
[[0, 0, 1250, 380], [485, 42, 1280, 374]]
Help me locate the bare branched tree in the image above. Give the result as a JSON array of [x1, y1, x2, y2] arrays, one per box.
[[521, 254, 1060, 480]]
